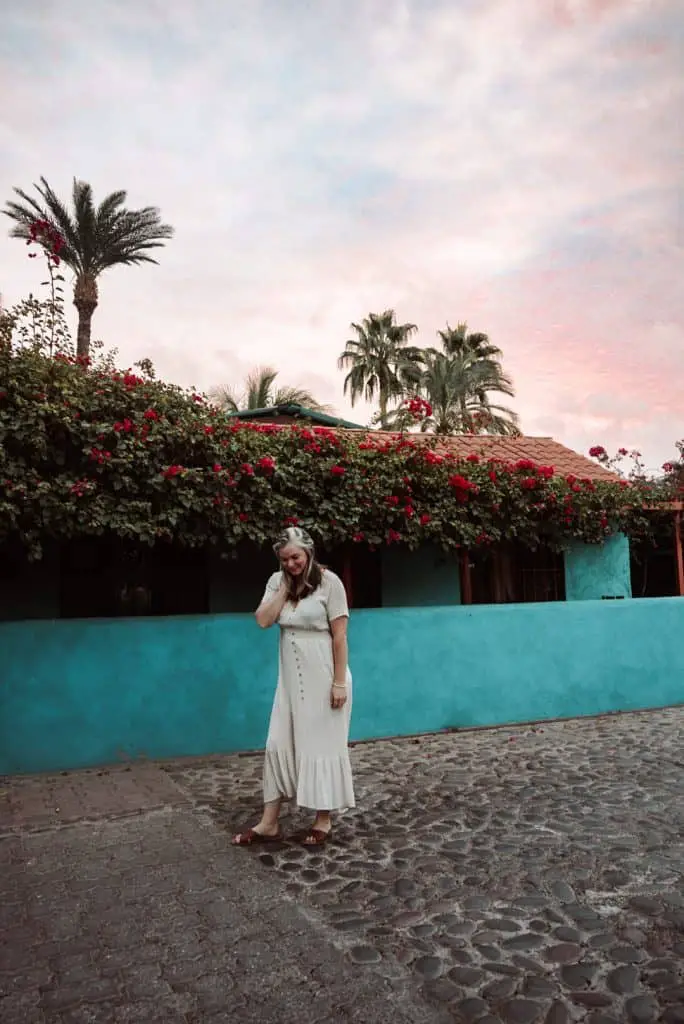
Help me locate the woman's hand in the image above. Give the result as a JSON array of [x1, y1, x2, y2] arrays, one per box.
[[331, 683, 348, 710]]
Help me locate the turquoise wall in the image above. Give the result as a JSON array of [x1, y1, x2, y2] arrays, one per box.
[[381, 546, 461, 606], [565, 533, 632, 600], [1, 597, 682, 775]]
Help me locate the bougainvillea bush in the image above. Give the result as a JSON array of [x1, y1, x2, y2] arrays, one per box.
[[0, 343, 677, 561]]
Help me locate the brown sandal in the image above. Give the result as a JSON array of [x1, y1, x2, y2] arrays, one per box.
[[300, 828, 332, 847], [232, 828, 283, 846]]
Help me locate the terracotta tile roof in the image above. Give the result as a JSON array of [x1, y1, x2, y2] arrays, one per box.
[[342, 432, 619, 482]]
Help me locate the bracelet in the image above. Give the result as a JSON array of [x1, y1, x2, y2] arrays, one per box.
[[332, 682, 347, 689]]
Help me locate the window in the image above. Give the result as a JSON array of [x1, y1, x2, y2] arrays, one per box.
[[470, 543, 565, 604], [60, 539, 210, 618]]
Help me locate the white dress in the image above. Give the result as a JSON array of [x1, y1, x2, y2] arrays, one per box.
[[261, 569, 355, 811]]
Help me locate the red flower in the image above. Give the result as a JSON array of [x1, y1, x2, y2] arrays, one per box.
[[466, 454, 480, 464], [240, 463, 254, 476], [203, 425, 215, 435], [387, 529, 401, 544], [663, 462, 675, 473], [353, 532, 365, 542], [163, 465, 183, 479], [257, 455, 276, 473], [488, 470, 497, 483], [331, 465, 346, 476], [405, 396, 432, 420], [113, 418, 135, 434], [238, 513, 249, 522], [191, 394, 204, 403], [618, 447, 628, 456], [89, 447, 111, 465], [285, 516, 299, 526], [423, 450, 443, 465], [514, 459, 538, 473], [143, 409, 159, 421], [212, 463, 222, 473], [420, 513, 431, 526], [589, 445, 607, 459], [538, 465, 555, 479], [521, 477, 538, 490], [448, 474, 473, 490], [565, 474, 577, 486], [404, 505, 415, 518], [385, 495, 399, 506]]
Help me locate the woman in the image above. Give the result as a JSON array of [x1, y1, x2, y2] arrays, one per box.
[[232, 526, 355, 847]]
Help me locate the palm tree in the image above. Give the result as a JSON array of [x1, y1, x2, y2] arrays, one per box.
[[418, 349, 520, 435], [211, 367, 330, 413], [384, 322, 520, 435], [337, 309, 422, 427], [437, 322, 504, 362], [3, 177, 173, 357]]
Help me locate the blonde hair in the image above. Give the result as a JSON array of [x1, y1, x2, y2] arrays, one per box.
[[273, 526, 322, 599]]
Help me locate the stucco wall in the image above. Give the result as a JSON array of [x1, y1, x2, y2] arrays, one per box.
[[565, 533, 632, 601], [1, 596, 682, 775]]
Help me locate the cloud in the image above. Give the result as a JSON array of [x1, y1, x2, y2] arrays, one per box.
[[0, 0, 682, 471]]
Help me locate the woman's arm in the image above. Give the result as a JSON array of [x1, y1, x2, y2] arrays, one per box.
[[255, 577, 288, 629], [330, 616, 349, 708]]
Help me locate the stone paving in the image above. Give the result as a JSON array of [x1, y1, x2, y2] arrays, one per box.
[[0, 766, 438, 1024], [166, 707, 684, 1024]]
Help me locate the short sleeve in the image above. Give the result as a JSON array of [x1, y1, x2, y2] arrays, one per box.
[[260, 571, 282, 606], [325, 571, 349, 622]]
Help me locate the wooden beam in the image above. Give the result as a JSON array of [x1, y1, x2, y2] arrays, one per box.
[[459, 548, 473, 605], [674, 510, 684, 598], [341, 550, 354, 609]]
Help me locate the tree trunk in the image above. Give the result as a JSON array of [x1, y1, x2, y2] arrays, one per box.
[[379, 393, 388, 429], [73, 273, 99, 359]]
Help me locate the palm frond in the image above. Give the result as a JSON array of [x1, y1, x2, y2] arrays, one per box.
[[3, 177, 174, 276], [209, 385, 240, 412]]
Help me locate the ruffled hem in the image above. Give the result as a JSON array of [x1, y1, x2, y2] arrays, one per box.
[[263, 748, 356, 811]]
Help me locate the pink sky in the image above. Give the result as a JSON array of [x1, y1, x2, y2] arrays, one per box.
[[1, 0, 682, 472]]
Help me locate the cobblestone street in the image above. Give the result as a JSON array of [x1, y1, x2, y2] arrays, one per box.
[[2, 707, 683, 1023]]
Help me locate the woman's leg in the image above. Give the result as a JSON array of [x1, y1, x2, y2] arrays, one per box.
[[303, 809, 332, 844], [232, 798, 282, 844]]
